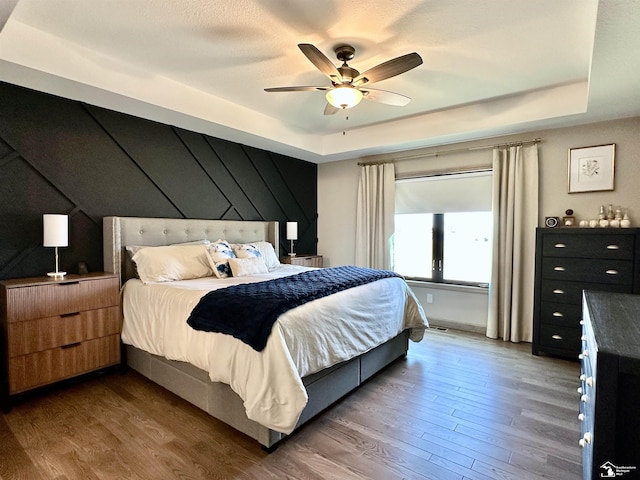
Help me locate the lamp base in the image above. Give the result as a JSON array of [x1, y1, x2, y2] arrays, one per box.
[[47, 271, 67, 279], [288, 253, 296, 257]]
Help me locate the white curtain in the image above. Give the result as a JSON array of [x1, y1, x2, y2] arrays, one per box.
[[487, 144, 539, 342], [355, 163, 395, 269]]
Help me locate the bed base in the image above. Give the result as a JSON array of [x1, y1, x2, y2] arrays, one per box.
[[125, 330, 409, 449]]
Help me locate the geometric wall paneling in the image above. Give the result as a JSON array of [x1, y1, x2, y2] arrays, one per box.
[[0, 81, 317, 280], [244, 146, 318, 253], [0, 83, 180, 223], [85, 107, 230, 220], [174, 129, 258, 220], [0, 139, 76, 279]]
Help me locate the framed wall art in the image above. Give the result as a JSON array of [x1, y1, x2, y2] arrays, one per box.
[[568, 143, 615, 193]]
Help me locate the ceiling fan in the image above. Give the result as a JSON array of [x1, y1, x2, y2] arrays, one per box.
[[265, 43, 423, 115]]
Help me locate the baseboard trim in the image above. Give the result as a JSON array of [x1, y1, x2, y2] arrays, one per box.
[[428, 319, 486, 334]]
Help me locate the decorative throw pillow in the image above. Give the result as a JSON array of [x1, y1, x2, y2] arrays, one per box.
[[132, 244, 214, 284], [233, 243, 262, 259], [206, 240, 236, 278], [236, 241, 280, 270], [228, 257, 269, 277]]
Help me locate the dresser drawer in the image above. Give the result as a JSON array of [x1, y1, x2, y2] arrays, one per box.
[[540, 280, 631, 304], [542, 233, 635, 259], [541, 257, 633, 284], [7, 306, 120, 357], [538, 323, 581, 353], [540, 302, 582, 327], [8, 334, 120, 394], [4, 276, 119, 322]]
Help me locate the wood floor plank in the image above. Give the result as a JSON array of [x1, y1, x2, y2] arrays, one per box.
[[0, 328, 582, 480]]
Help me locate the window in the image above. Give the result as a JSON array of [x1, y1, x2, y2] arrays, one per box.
[[393, 171, 492, 286]]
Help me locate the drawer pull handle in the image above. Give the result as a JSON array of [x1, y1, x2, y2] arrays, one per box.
[[579, 432, 592, 448], [578, 413, 585, 422], [605, 269, 619, 275], [551, 334, 563, 340], [61, 342, 81, 349], [554, 243, 566, 248], [553, 266, 566, 272], [60, 312, 80, 318], [581, 394, 589, 403], [577, 387, 583, 395], [586, 376, 593, 387], [552, 312, 564, 317], [606, 244, 620, 250], [57, 281, 79, 286], [552, 289, 565, 294]]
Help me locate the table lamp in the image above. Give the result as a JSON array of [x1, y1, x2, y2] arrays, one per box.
[[43, 214, 68, 279], [286, 222, 298, 257]]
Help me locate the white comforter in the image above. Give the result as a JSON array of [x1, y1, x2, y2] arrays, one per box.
[[121, 264, 428, 433]]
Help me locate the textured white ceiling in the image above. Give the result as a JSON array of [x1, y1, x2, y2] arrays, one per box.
[[1, 0, 639, 163]]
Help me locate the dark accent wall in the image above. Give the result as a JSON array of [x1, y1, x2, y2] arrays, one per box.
[[0, 82, 317, 280]]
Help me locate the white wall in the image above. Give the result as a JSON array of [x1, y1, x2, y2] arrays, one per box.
[[318, 116, 640, 332]]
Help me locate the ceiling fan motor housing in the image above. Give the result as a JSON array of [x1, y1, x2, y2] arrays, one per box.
[[334, 44, 356, 63]]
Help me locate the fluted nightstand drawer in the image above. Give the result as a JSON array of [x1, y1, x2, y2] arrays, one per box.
[[8, 334, 120, 394], [280, 255, 323, 268], [8, 306, 120, 357], [3, 274, 119, 322]]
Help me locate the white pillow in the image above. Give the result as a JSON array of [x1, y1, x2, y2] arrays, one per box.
[[132, 244, 214, 284], [235, 241, 280, 270], [126, 239, 210, 259], [206, 240, 236, 278], [228, 257, 269, 277]]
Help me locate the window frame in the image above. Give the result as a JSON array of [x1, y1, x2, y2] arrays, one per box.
[[393, 169, 493, 288]]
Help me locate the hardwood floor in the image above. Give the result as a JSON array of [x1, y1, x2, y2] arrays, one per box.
[[0, 328, 582, 479]]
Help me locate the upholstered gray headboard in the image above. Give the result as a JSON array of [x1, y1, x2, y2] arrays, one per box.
[[103, 216, 279, 284]]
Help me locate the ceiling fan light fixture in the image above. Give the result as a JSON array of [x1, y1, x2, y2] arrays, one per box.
[[326, 85, 363, 109]]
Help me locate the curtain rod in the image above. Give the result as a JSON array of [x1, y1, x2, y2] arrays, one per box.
[[357, 137, 542, 166]]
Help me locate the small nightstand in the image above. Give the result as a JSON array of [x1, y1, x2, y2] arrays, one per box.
[[1, 272, 120, 407], [280, 254, 323, 268]]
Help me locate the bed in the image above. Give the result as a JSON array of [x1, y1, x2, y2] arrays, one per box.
[[103, 216, 427, 449]]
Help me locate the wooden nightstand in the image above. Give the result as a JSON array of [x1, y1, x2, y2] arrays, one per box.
[[280, 254, 323, 268], [0, 272, 120, 406]]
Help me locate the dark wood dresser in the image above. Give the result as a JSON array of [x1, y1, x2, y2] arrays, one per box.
[[532, 228, 640, 359], [580, 291, 640, 479]]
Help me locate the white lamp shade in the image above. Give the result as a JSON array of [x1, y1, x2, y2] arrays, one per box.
[[286, 222, 298, 240], [43, 214, 69, 247]]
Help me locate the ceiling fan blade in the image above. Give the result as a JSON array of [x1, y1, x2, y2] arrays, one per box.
[[324, 103, 340, 115], [264, 86, 330, 92], [352, 52, 423, 86], [361, 87, 411, 106], [298, 43, 343, 84]]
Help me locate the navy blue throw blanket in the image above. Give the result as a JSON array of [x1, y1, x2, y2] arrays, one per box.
[[187, 265, 401, 351]]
